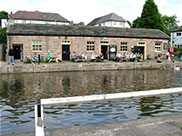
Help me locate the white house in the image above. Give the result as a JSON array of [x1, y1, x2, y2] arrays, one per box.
[[87, 13, 130, 28], [171, 26, 182, 48], [8, 11, 70, 26], [1, 19, 8, 28]]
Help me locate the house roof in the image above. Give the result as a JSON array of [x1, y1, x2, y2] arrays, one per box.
[[87, 13, 126, 26], [12, 11, 70, 23], [7, 24, 170, 40], [171, 26, 182, 32]]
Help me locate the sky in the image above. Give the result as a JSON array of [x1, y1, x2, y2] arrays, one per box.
[[0, 0, 182, 26]]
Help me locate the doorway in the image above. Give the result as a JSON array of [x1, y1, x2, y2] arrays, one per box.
[[101, 45, 108, 59], [12, 44, 23, 61], [62, 45, 70, 61], [137, 46, 144, 59]]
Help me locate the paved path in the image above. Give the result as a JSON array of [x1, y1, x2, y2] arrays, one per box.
[[3, 114, 182, 136]]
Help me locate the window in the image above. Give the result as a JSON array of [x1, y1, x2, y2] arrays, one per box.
[[32, 40, 42, 51], [62, 40, 70, 44], [138, 42, 145, 46], [177, 32, 181, 36], [100, 41, 109, 44], [86, 41, 95, 51], [120, 42, 128, 51], [155, 43, 161, 52], [163, 43, 168, 50]]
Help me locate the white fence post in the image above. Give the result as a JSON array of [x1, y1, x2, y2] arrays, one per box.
[[35, 99, 44, 136]]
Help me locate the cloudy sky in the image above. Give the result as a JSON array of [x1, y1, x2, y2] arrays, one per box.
[[0, 0, 182, 25]]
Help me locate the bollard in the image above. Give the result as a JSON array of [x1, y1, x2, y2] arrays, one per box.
[[38, 54, 40, 64], [35, 99, 44, 136]]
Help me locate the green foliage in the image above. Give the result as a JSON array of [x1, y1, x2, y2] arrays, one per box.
[[174, 47, 182, 53], [132, 0, 166, 32], [0, 27, 7, 44], [78, 22, 85, 26], [132, 17, 141, 28], [162, 15, 179, 35], [174, 56, 180, 61], [0, 11, 8, 27], [127, 20, 132, 27]]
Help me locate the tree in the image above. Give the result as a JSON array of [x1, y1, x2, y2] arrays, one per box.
[[162, 15, 179, 35], [0, 27, 7, 44], [0, 11, 8, 27], [132, 0, 166, 32], [132, 17, 141, 28], [0, 11, 8, 44], [78, 22, 85, 26], [126, 20, 132, 28]]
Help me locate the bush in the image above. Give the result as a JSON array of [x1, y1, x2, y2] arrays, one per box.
[[174, 47, 182, 53], [0, 27, 7, 44]]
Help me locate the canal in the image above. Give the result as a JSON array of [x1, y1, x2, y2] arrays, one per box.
[[0, 69, 182, 134]]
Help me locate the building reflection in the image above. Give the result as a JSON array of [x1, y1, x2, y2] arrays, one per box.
[[0, 70, 181, 122]]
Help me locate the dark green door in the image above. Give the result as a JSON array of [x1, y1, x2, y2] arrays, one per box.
[[109, 45, 117, 60]]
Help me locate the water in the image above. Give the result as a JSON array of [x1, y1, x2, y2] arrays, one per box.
[[0, 70, 182, 134]]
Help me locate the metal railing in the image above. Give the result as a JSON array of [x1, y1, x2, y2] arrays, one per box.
[[35, 87, 182, 136]]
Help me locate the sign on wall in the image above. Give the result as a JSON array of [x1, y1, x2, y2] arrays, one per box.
[[109, 45, 117, 60]]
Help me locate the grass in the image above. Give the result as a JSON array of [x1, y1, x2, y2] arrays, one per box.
[[174, 57, 181, 61]]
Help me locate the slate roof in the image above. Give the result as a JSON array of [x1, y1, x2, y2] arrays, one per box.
[[87, 13, 126, 26], [7, 24, 170, 40], [12, 11, 70, 23], [171, 26, 182, 32]]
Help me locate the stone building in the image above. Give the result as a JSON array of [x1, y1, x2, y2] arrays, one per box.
[[7, 23, 169, 62]]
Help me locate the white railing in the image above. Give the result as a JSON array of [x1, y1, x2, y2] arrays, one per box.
[[35, 87, 182, 136]]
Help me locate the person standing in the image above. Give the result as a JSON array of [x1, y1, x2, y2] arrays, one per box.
[[8, 46, 15, 65]]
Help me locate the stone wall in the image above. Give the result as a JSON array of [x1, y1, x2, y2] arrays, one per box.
[[8, 35, 169, 61], [1, 62, 181, 74]]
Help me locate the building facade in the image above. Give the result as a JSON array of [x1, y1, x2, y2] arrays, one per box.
[[171, 26, 182, 48], [87, 13, 130, 28], [7, 24, 169, 62], [2, 11, 70, 28]]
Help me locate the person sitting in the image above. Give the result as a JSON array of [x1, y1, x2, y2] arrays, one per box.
[[56, 52, 61, 63], [125, 53, 130, 61], [115, 53, 122, 62], [33, 52, 39, 62], [100, 53, 104, 61], [47, 51, 52, 62], [157, 55, 162, 63], [26, 53, 34, 63], [72, 51, 77, 61], [138, 53, 143, 62], [91, 53, 96, 61], [81, 53, 87, 61], [130, 53, 134, 62]]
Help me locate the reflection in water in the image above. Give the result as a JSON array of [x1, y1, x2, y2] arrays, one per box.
[[0, 70, 182, 134]]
